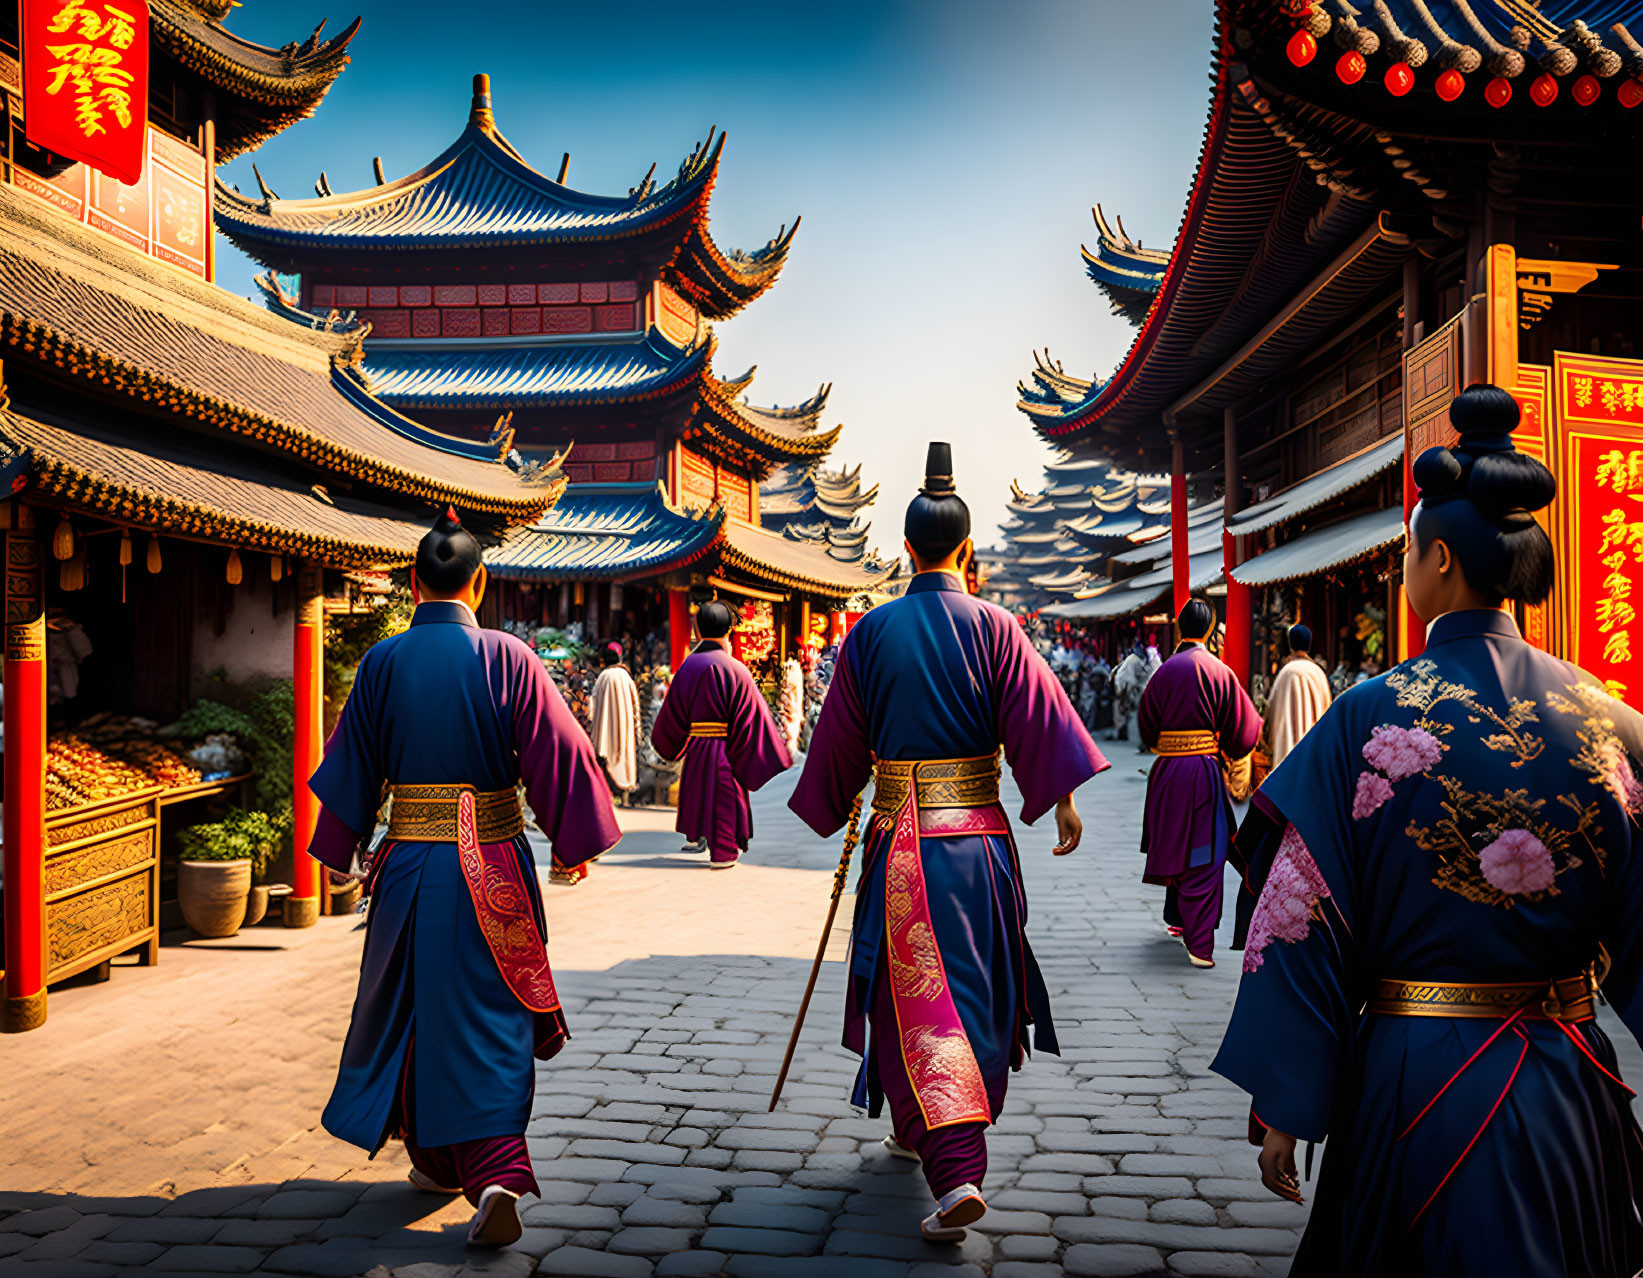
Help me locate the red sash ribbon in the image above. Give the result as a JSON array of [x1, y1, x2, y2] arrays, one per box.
[[455, 789, 562, 1014], [883, 784, 992, 1129]]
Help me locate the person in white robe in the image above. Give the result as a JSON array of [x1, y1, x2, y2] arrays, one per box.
[[1264, 624, 1332, 769], [589, 642, 640, 802]]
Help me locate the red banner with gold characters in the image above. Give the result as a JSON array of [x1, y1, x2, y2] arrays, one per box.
[[22, 0, 149, 186], [1514, 364, 1552, 652], [1555, 353, 1643, 699]]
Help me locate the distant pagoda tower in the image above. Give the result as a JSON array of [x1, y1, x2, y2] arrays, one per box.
[[218, 73, 893, 662], [759, 460, 880, 565]]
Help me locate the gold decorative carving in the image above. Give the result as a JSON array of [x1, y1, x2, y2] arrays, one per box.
[[48, 802, 151, 847], [47, 873, 151, 973], [46, 828, 154, 896]]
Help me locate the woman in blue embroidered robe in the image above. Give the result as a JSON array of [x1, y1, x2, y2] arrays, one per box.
[[1213, 386, 1643, 1276]]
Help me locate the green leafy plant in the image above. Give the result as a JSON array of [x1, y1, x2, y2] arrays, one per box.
[[176, 809, 292, 883], [170, 680, 295, 813]]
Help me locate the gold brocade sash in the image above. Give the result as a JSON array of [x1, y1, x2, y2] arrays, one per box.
[[871, 753, 1001, 819], [452, 791, 561, 1015], [1368, 974, 1597, 1023], [1153, 730, 1219, 758], [876, 756, 995, 1130], [387, 784, 524, 843], [688, 722, 729, 739]]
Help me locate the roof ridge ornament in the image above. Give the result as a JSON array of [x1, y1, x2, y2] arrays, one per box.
[[470, 72, 495, 133]]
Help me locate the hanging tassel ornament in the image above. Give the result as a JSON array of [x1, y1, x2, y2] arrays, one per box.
[[146, 536, 162, 574], [119, 529, 133, 604], [270, 555, 284, 583], [226, 550, 243, 586], [53, 516, 74, 561], [60, 551, 86, 591]]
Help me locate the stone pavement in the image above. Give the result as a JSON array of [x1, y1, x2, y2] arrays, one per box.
[[4, 751, 1640, 1277]]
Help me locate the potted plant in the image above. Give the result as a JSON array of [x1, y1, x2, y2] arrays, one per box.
[[176, 809, 288, 936]]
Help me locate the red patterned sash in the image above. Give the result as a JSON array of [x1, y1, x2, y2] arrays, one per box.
[[455, 790, 562, 1014], [883, 783, 992, 1129]]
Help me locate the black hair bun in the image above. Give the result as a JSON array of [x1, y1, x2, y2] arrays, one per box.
[[1468, 449, 1556, 522], [1412, 445, 1464, 497]]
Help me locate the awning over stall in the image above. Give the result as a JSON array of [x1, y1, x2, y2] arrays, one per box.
[[1227, 434, 1403, 536], [1231, 505, 1404, 588]]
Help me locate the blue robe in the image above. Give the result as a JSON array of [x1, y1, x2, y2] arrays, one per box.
[[1213, 610, 1643, 1276], [309, 601, 620, 1153], [790, 572, 1108, 1119]]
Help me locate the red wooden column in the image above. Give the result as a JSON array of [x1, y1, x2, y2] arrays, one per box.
[[287, 563, 324, 928], [2, 507, 46, 1031], [668, 588, 691, 672], [1170, 436, 1190, 617], [1222, 408, 1250, 687], [1400, 256, 1425, 663]]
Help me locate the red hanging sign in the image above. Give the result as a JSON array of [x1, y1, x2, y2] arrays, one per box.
[[23, 0, 149, 186]]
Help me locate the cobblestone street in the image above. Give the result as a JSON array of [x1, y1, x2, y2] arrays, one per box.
[[6, 753, 1641, 1278]]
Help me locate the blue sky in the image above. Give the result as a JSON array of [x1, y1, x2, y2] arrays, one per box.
[[217, 0, 1214, 549]]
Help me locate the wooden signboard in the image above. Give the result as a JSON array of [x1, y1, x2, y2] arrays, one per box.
[[1403, 313, 1465, 459], [1553, 352, 1643, 698]]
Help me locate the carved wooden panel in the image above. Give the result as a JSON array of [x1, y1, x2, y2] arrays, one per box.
[[47, 799, 151, 848], [47, 872, 151, 975], [46, 828, 154, 898]]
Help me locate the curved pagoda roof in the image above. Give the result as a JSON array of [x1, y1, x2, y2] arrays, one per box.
[[1018, 0, 1643, 473], [154, 2, 360, 160], [216, 76, 794, 319], [0, 184, 558, 567], [486, 482, 723, 583], [1081, 205, 1169, 327]]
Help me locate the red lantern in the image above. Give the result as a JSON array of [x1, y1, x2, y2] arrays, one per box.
[[1286, 28, 1318, 67], [1620, 78, 1643, 109], [1571, 73, 1600, 106], [1336, 50, 1367, 84], [1384, 62, 1415, 96], [1484, 76, 1513, 108], [1530, 73, 1559, 107], [1434, 68, 1465, 101]]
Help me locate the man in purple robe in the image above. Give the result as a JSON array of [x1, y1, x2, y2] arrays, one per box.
[[307, 509, 621, 1248], [651, 600, 793, 868], [1137, 599, 1261, 968], [790, 443, 1108, 1241]]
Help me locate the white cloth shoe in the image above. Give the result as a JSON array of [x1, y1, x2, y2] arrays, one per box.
[[407, 1166, 461, 1195], [467, 1184, 522, 1248], [920, 1182, 985, 1240], [882, 1134, 921, 1163]]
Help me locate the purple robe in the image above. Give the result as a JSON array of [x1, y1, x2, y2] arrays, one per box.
[[307, 601, 620, 1177], [789, 572, 1107, 1195], [1137, 642, 1260, 961], [651, 640, 793, 858]]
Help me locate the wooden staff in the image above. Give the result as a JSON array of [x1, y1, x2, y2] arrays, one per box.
[[768, 793, 865, 1111]]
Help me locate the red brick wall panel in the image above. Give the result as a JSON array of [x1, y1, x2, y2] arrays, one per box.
[[593, 462, 631, 481], [543, 306, 593, 334], [631, 457, 656, 481], [400, 284, 432, 307], [412, 309, 441, 338], [311, 283, 336, 307], [563, 463, 594, 483], [478, 283, 507, 307], [368, 285, 398, 307], [336, 284, 368, 307], [579, 282, 609, 304], [539, 283, 578, 305], [482, 308, 511, 336], [577, 443, 618, 462], [508, 283, 537, 306], [442, 308, 481, 337], [616, 440, 656, 460], [595, 303, 636, 332], [365, 309, 411, 338], [510, 307, 542, 335], [609, 280, 639, 303], [435, 283, 477, 307]]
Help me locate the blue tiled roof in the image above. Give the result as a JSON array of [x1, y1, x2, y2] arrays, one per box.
[[486, 483, 724, 582], [361, 331, 708, 411], [216, 124, 723, 252]]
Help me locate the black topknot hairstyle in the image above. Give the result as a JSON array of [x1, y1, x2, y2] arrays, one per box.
[[1287, 624, 1313, 654], [905, 441, 972, 563], [1411, 383, 1557, 607], [415, 506, 483, 594], [696, 600, 736, 640], [1177, 598, 1216, 641]]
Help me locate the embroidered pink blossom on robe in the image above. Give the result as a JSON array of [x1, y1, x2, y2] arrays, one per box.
[[1478, 829, 1556, 896], [1352, 771, 1394, 820], [1245, 824, 1331, 973], [1600, 738, 1643, 818], [1361, 725, 1444, 782]]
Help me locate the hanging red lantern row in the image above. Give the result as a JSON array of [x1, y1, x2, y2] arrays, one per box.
[[1529, 73, 1559, 107], [1337, 50, 1367, 84], [1620, 78, 1643, 109], [1434, 68, 1465, 101], [1485, 76, 1513, 107], [1571, 73, 1601, 106], [1384, 62, 1415, 96], [1287, 28, 1317, 67]]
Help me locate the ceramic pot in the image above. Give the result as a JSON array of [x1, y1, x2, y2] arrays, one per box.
[[177, 859, 250, 937], [243, 883, 270, 927]]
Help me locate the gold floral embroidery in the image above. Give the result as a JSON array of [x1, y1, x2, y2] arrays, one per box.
[[900, 1024, 988, 1122], [889, 921, 945, 1000], [1386, 659, 1542, 766], [1547, 678, 1643, 817]]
